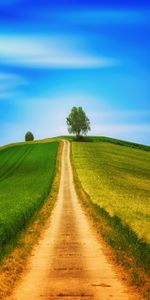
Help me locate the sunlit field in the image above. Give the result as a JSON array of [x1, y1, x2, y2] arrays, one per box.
[[0, 142, 59, 259], [72, 141, 150, 243]]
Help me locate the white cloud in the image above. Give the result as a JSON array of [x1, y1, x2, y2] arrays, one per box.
[[0, 91, 19, 99], [91, 124, 150, 145], [0, 72, 26, 87], [0, 72, 27, 99], [88, 109, 150, 123], [92, 124, 150, 135], [0, 35, 117, 69], [1, 94, 149, 146]]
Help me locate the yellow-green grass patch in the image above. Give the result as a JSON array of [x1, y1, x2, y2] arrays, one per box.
[[72, 142, 150, 244], [71, 141, 150, 299]]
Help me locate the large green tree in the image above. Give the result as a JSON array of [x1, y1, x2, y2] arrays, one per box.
[[66, 106, 91, 138]]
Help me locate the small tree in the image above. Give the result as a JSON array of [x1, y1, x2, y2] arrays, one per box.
[[66, 106, 91, 139], [25, 131, 34, 141]]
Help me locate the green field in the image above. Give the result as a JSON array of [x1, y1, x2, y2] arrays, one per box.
[[72, 141, 150, 244], [0, 142, 59, 259]]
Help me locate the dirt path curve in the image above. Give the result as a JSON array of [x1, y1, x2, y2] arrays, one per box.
[[13, 141, 132, 300]]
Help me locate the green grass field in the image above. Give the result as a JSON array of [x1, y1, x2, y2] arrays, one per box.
[[72, 141, 150, 244], [0, 142, 59, 259]]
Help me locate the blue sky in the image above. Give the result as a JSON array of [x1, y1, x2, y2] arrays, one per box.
[[0, 0, 150, 145]]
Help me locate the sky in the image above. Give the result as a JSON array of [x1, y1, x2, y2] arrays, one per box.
[[0, 0, 150, 146]]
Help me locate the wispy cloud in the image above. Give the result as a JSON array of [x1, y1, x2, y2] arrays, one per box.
[[0, 35, 117, 69], [1, 93, 150, 145], [89, 109, 150, 120], [93, 124, 150, 134], [0, 72, 27, 99], [92, 123, 150, 145], [0, 72, 26, 86]]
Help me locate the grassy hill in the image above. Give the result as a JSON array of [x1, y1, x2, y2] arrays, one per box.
[[72, 139, 150, 243], [0, 141, 59, 261], [71, 137, 150, 297], [0, 135, 149, 298], [61, 135, 150, 151]]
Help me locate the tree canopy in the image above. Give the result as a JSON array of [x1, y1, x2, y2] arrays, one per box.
[[66, 106, 91, 138], [25, 131, 34, 141]]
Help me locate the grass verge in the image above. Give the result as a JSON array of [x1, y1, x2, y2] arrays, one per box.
[[0, 142, 63, 300], [70, 143, 150, 300]]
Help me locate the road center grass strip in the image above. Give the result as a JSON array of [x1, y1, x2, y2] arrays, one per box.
[[0, 142, 59, 261]]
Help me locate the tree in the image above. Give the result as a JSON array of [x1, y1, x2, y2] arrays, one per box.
[[66, 106, 91, 139], [25, 131, 34, 141]]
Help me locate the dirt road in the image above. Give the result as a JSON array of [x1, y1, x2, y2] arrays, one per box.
[[13, 141, 132, 300]]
